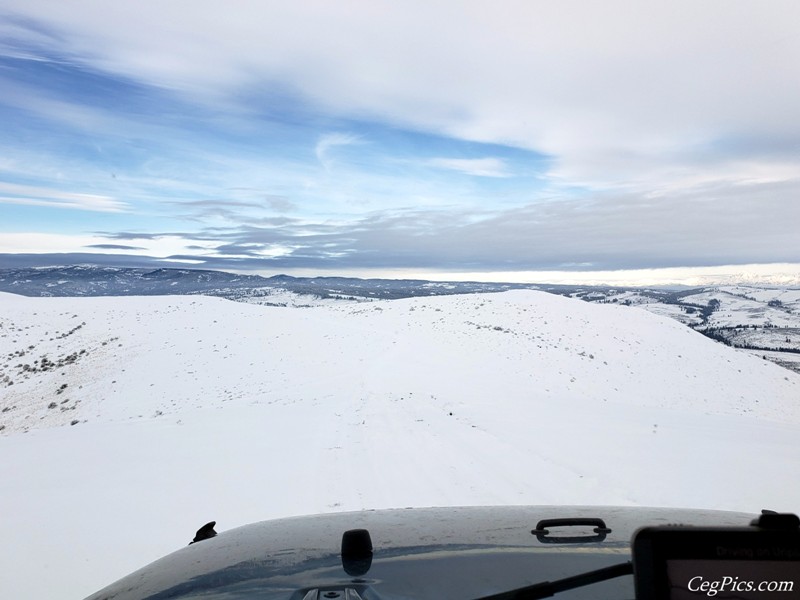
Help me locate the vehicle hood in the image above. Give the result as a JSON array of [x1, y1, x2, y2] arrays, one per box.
[[85, 505, 757, 600]]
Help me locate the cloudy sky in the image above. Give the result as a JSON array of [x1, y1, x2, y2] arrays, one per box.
[[1, 1, 799, 282]]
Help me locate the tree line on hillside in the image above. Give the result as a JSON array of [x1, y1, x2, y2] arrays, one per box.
[[690, 299, 799, 354]]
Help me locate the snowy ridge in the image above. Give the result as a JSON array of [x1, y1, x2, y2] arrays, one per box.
[[1, 290, 799, 600], [2, 290, 798, 431]]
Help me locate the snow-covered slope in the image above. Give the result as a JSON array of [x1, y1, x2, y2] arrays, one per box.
[[1, 290, 799, 600]]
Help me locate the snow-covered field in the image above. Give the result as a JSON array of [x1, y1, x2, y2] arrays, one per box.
[[2, 290, 799, 599]]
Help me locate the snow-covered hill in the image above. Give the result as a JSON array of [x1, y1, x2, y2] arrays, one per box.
[[1, 290, 799, 599]]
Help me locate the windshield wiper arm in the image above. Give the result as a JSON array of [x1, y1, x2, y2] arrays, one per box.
[[473, 560, 633, 600]]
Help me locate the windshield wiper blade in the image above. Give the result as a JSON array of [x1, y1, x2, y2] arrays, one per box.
[[473, 560, 633, 600]]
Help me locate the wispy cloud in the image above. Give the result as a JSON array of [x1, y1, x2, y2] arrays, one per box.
[[85, 243, 147, 251], [427, 157, 510, 177], [314, 133, 363, 170], [0, 182, 127, 212], [0, 232, 220, 258]]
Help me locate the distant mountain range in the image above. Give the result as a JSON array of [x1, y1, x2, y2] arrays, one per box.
[[0, 265, 545, 299]]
